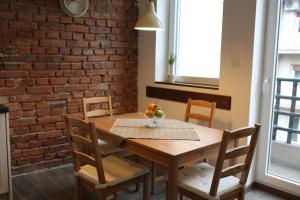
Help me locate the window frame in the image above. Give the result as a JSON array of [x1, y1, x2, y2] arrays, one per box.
[[168, 0, 223, 86]]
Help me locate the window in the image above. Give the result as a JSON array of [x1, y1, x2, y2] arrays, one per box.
[[170, 0, 224, 86]]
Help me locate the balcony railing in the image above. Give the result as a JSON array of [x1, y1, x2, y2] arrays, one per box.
[[272, 78, 300, 144]]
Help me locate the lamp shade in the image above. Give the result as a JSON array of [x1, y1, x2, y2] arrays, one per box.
[[134, 1, 164, 31]]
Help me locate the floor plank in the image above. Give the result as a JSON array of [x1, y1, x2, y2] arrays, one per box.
[[13, 175, 50, 200], [44, 167, 75, 194], [12, 165, 289, 200], [25, 171, 73, 200]]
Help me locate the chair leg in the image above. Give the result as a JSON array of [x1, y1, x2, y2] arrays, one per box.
[[75, 178, 84, 200], [135, 183, 140, 192], [238, 188, 245, 200], [143, 175, 149, 200], [151, 162, 156, 195], [97, 191, 106, 200], [134, 155, 140, 192], [180, 193, 183, 200], [165, 181, 168, 200]]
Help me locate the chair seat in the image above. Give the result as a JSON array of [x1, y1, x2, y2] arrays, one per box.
[[98, 139, 122, 156], [177, 163, 242, 199], [77, 155, 149, 189]]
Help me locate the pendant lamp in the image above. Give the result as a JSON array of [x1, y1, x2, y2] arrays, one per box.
[[134, 0, 164, 31]]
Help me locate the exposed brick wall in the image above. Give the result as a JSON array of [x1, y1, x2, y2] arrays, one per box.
[[0, 0, 138, 175]]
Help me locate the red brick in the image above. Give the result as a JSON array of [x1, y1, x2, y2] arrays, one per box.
[[33, 15, 46, 22], [55, 122, 65, 129], [39, 22, 65, 31], [46, 47, 58, 54], [60, 16, 72, 24], [37, 130, 62, 140], [88, 55, 109, 62], [47, 30, 60, 39], [60, 32, 72, 40], [36, 102, 48, 109], [13, 127, 29, 135], [47, 15, 59, 23], [45, 153, 56, 160], [30, 125, 44, 132], [33, 30, 46, 38], [30, 155, 43, 163], [15, 66, 29, 73], [30, 71, 55, 78], [18, 12, 32, 21], [5, 80, 17, 87], [22, 148, 44, 157], [9, 111, 22, 120], [38, 116, 62, 124], [32, 47, 45, 54], [16, 143, 30, 149], [40, 39, 65, 47], [0, 71, 28, 78], [17, 158, 31, 165], [10, 21, 37, 29], [27, 86, 52, 94], [63, 55, 86, 62], [66, 24, 89, 33], [44, 123, 56, 131], [37, 109, 49, 117], [18, 47, 31, 55], [73, 18, 84, 24], [22, 103, 35, 110], [22, 111, 35, 118], [85, 19, 95, 26], [50, 78, 68, 85], [0, 88, 25, 96], [12, 118, 36, 127], [0, 11, 16, 19], [67, 40, 88, 48], [33, 63, 46, 70], [30, 141, 43, 148], [36, 78, 49, 85]]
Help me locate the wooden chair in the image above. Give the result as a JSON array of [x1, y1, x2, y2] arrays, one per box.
[[150, 99, 217, 195], [83, 96, 113, 120], [184, 98, 216, 128], [175, 124, 261, 200], [82, 96, 121, 156], [65, 116, 149, 200]]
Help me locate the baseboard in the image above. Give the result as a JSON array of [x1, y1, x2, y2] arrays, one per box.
[[253, 182, 300, 200]]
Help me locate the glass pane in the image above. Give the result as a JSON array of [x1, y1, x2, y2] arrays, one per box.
[[268, 0, 300, 184], [176, 0, 223, 78]]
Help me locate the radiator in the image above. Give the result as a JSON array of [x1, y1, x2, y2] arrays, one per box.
[[0, 105, 12, 199]]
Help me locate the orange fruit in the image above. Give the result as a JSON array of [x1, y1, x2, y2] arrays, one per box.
[[147, 103, 156, 111]]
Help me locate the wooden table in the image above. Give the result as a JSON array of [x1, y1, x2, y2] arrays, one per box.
[[90, 113, 223, 200]]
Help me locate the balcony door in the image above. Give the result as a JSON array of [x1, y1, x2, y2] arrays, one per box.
[[257, 0, 300, 195]]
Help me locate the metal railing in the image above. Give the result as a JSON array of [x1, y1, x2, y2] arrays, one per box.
[[272, 78, 300, 144]]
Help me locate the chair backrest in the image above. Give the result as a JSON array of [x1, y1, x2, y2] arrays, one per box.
[[209, 124, 261, 196], [82, 96, 113, 120], [184, 98, 216, 127], [64, 116, 106, 184]]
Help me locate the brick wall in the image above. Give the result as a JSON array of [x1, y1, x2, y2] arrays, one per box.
[[0, 0, 138, 175]]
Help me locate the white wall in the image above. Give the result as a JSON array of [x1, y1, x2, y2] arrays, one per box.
[[138, 0, 262, 185]]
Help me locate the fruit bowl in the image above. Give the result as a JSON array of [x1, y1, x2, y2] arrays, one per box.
[[144, 102, 165, 128]]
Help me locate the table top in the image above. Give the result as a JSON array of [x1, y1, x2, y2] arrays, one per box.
[[90, 112, 223, 157]]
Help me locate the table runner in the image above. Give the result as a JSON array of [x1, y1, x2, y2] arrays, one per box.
[[109, 118, 199, 145]]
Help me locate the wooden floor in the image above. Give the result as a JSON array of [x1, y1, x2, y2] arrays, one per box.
[[8, 164, 286, 200]]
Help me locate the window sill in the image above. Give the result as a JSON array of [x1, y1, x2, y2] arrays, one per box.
[[155, 81, 219, 90]]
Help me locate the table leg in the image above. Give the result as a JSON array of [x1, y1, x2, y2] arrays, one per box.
[[167, 159, 178, 200]]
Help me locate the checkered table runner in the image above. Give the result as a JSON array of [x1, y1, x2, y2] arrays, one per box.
[[109, 118, 199, 142]]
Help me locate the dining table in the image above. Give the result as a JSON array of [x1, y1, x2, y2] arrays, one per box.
[[89, 112, 223, 200]]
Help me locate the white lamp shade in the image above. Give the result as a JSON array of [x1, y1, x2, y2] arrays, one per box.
[[134, 1, 164, 31]]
